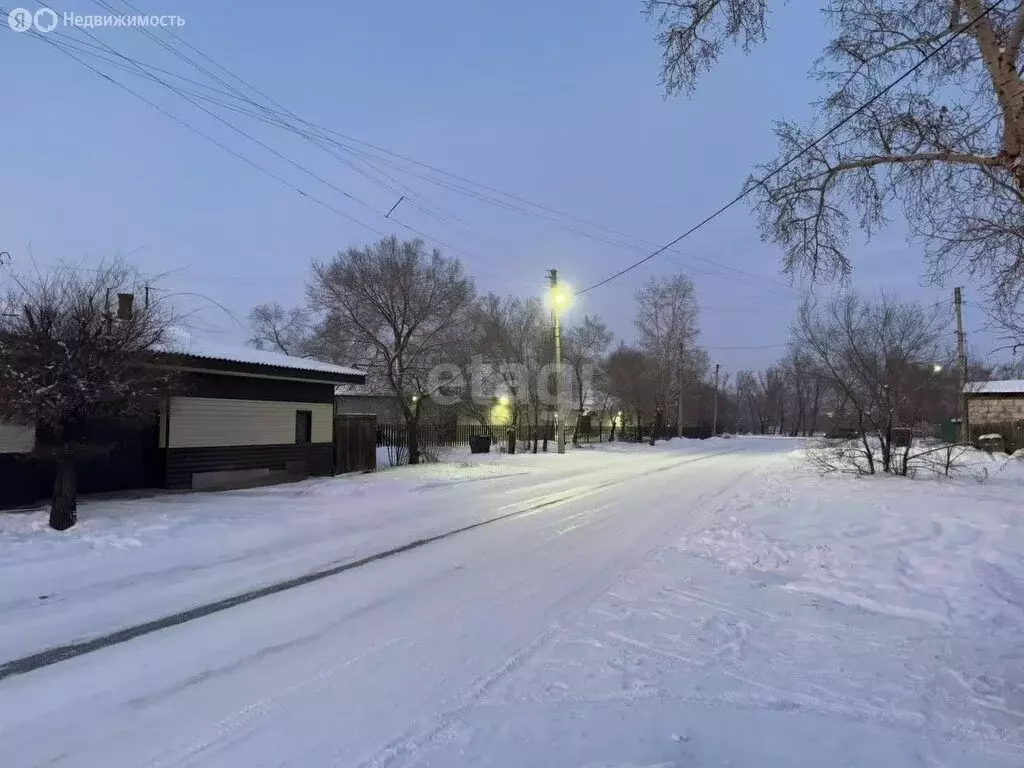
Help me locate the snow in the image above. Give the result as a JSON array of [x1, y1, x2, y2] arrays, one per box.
[[2, 437, 1023, 767], [159, 327, 365, 378], [965, 379, 1024, 394]]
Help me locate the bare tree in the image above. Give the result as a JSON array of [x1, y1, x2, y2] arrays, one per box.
[[795, 291, 949, 474], [564, 315, 614, 444], [605, 344, 658, 440], [782, 348, 825, 436], [634, 273, 702, 442], [309, 236, 475, 464], [646, 0, 1024, 308], [248, 302, 313, 356], [0, 263, 178, 529], [472, 294, 547, 453]]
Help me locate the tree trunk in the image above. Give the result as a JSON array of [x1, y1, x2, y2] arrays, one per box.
[[609, 420, 617, 442], [407, 398, 423, 465], [532, 408, 539, 454], [881, 417, 893, 474], [900, 430, 913, 476], [650, 408, 662, 446], [408, 418, 420, 465], [50, 457, 78, 531], [807, 382, 822, 437], [858, 411, 875, 475]]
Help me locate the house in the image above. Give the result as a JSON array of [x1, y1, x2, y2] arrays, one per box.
[[0, 336, 366, 508], [964, 379, 1024, 451]]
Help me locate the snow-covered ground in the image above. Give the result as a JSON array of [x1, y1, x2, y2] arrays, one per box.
[[0, 437, 724, 663], [1, 437, 1022, 767]]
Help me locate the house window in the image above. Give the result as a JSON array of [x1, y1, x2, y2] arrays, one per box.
[[295, 410, 312, 444]]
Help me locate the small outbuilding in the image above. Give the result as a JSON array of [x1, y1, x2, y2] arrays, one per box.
[[964, 380, 1024, 452]]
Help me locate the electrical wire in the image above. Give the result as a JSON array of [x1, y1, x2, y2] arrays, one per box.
[[64, 0, 804, 300], [85, 0, 478, 252], [1, 18, 391, 239], [577, 1, 1001, 294]]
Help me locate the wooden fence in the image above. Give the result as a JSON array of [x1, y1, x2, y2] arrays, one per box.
[[970, 420, 1024, 454], [334, 414, 377, 473]]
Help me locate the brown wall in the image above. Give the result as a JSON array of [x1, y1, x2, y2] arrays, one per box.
[[166, 443, 334, 490]]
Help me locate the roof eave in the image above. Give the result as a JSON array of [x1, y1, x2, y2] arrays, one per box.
[[153, 352, 366, 385]]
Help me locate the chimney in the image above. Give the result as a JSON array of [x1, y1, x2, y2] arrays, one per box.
[[117, 293, 134, 320]]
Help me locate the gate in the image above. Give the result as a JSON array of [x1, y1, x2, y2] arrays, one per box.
[[334, 414, 377, 474]]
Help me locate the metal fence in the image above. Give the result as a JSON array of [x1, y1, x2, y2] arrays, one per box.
[[375, 422, 714, 451]]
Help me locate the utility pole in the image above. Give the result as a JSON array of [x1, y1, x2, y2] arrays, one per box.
[[712, 363, 721, 436], [676, 343, 684, 439], [954, 286, 969, 443], [549, 268, 565, 454]]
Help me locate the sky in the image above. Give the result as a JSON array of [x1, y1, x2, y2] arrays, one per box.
[[0, 0, 1002, 375]]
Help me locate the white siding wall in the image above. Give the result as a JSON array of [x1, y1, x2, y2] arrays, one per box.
[[0, 423, 35, 454], [167, 398, 333, 448]]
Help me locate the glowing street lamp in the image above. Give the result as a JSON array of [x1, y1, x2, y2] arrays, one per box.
[[548, 270, 573, 454], [551, 284, 573, 310]]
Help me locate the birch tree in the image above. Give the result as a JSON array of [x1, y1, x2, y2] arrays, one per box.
[[646, 0, 1024, 306]]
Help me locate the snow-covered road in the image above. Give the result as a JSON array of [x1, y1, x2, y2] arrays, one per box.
[[2, 437, 1022, 767]]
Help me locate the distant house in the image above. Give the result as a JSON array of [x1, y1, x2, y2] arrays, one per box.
[[0, 338, 366, 508], [964, 379, 1024, 451]]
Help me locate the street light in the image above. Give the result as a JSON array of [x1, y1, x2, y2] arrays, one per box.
[[551, 285, 573, 309], [548, 271, 573, 455]]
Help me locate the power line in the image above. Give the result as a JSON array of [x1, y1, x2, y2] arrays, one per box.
[[577, 1, 1001, 295], [2, 20, 391, 239], [10, 9, 468, 257], [704, 342, 789, 351], [55, 0, 800, 299], [82, 0, 476, 253]]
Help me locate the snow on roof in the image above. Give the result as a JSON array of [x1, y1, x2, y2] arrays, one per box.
[[964, 379, 1024, 395], [335, 383, 394, 397], [160, 330, 365, 379]]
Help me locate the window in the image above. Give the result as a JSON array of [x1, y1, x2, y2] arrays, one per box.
[[295, 410, 312, 444]]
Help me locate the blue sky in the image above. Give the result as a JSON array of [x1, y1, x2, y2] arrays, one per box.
[[0, 0, 999, 372]]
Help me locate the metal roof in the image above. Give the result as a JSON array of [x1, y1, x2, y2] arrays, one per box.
[[161, 331, 365, 379], [964, 379, 1024, 395]]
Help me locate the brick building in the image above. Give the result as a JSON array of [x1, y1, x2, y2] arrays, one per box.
[[964, 380, 1024, 452]]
